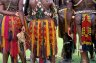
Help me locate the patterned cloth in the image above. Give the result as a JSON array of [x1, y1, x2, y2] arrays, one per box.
[[1, 16, 22, 58], [81, 14, 93, 51], [29, 18, 57, 57], [81, 14, 92, 45]]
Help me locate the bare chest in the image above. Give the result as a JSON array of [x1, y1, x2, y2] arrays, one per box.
[[1, 0, 19, 10], [2, 0, 18, 4], [73, 0, 94, 5], [29, 0, 51, 9]]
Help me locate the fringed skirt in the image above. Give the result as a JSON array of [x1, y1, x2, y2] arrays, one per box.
[[1, 16, 22, 58], [29, 18, 57, 58]]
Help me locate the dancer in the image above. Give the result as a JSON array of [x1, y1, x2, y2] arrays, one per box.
[[24, 0, 57, 63], [65, 0, 96, 63], [0, 0, 26, 63]]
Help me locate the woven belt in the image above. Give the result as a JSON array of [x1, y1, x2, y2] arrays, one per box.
[[75, 10, 96, 14]]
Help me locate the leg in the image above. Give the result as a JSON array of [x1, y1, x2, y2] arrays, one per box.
[[62, 33, 69, 60], [19, 51, 26, 63], [30, 52, 35, 63], [11, 56, 18, 63], [88, 45, 94, 60], [49, 55, 55, 63], [3, 49, 9, 63], [52, 55, 55, 63], [80, 51, 89, 63], [61, 43, 66, 59], [19, 43, 26, 63], [75, 14, 89, 63]]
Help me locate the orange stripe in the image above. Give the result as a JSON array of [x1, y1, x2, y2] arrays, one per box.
[[1, 16, 6, 48]]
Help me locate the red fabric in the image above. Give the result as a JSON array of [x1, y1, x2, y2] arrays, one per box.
[[10, 40, 18, 58], [3, 16, 21, 58], [5, 39, 10, 52], [39, 57, 44, 63], [73, 21, 76, 46], [81, 15, 92, 44]]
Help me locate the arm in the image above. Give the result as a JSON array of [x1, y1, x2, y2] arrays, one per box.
[[66, 0, 73, 25], [18, 0, 24, 26], [24, 0, 29, 16], [0, 1, 16, 15], [51, 2, 58, 27], [65, 0, 74, 35], [66, 0, 73, 10]]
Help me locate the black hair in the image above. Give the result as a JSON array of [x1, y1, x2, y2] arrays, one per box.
[[24, 0, 29, 16]]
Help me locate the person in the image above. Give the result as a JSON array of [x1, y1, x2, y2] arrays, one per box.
[[0, 0, 27, 63], [61, 33, 74, 61], [53, 0, 76, 62], [65, 0, 96, 63], [24, 0, 57, 63]]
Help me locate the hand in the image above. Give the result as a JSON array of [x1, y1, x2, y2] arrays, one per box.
[[79, 45, 83, 52], [68, 27, 71, 36], [72, 16, 75, 19], [15, 12, 19, 16], [21, 26, 25, 32]]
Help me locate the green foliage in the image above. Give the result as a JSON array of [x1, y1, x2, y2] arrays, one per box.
[[36, 8, 44, 19]]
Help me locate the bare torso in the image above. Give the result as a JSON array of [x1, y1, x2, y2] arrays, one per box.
[[29, 0, 52, 10], [28, 0, 54, 18], [0, 0, 19, 11]]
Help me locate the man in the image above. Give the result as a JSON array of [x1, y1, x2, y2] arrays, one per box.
[[0, 0, 26, 63], [65, 0, 96, 63], [24, 0, 57, 63]]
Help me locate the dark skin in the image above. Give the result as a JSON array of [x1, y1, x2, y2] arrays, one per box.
[[0, 0, 24, 25], [66, 0, 96, 63], [0, 0, 26, 63], [29, 0, 52, 10]]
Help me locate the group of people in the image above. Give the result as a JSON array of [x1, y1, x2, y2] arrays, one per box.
[[0, 0, 96, 63], [54, 0, 96, 63], [0, 0, 57, 63]]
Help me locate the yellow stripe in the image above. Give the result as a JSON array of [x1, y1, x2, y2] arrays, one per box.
[[37, 20, 40, 56], [51, 20, 55, 55], [11, 16, 14, 37], [46, 20, 50, 57], [1, 16, 5, 36], [31, 21, 35, 53], [1, 16, 6, 48], [64, 8, 68, 33], [82, 41, 92, 45]]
